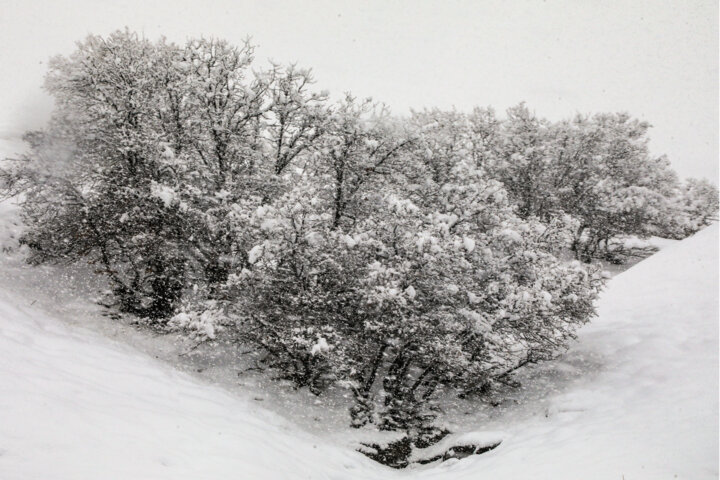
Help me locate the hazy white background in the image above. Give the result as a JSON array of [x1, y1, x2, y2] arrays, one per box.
[[0, 0, 716, 180]]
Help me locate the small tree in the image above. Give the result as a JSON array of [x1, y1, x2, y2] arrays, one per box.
[[481, 108, 689, 261], [227, 141, 603, 465], [317, 95, 414, 230], [487, 103, 561, 221], [663, 178, 719, 238], [0, 31, 316, 319], [265, 65, 329, 175], [1, 31, 201, 319]]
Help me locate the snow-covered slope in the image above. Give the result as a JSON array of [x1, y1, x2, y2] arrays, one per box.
[[0, 222, 717, 479], [0, 270, 386, 480], [441, 223, 718, 480]]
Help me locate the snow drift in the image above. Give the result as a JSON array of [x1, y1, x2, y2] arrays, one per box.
[[0, 224, 717, 479]]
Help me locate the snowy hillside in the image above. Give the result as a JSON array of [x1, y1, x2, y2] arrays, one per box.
[[0, 220, 717, 479]]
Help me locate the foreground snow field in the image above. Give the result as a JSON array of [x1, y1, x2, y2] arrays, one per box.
[[0, 215, 717, 479]]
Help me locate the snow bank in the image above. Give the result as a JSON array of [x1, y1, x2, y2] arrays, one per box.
[[0, 283, 385, 479], [431, 224, 718, 479], [409, 431, 504, 464]]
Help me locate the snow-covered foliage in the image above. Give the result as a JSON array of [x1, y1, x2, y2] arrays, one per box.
[[224, 102, 604, 462], [661, 177, 719, 239], [0, 31, 279, 319], [0, 29, 716, 468], [411, 105, 717, 262]]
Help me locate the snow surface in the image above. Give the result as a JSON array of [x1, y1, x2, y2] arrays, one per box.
[[0, 188, 717, 479], [0, 269, 385, 480], [447, 223, 718, 479]]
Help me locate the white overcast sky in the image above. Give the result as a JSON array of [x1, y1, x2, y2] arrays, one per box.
[[0, 0, 717, 180]]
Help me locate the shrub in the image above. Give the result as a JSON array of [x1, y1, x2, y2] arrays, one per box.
[[227, 149, 604, 458]]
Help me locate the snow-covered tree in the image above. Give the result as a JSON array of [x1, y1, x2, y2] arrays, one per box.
[[476, 107, 699, 261], [1, 31, 302, 319], [661, 178, 719, 238], [265, 65, 329, 174], [226, 125, 603, 461], [316, 95, 414, 230], [2, 31, 199, 319], [485, 103, 561, 221]]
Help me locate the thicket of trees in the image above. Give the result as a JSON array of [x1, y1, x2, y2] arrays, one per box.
[[1, 30, 716, 466]]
